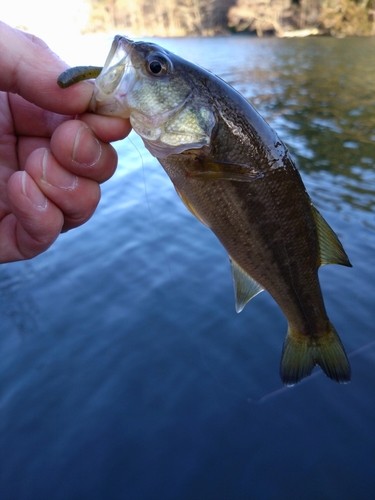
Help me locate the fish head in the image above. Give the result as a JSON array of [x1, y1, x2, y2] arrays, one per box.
[[90, 36, 216, 158]]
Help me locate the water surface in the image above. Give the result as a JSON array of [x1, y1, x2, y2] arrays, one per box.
[[1, 35, 374, 500]]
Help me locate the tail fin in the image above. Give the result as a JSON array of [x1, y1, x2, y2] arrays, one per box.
[[280, 323, 351, 386]]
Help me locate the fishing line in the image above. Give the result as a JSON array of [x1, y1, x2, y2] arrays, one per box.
[[254, 340, 375, 404], [348, 340, 375, 358], [128, 136, 173, 280]]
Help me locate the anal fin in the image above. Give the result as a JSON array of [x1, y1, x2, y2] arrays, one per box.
[[230, 258, 264, 313]]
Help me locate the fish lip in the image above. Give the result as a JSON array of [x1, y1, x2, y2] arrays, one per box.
[[109, 35, 134, 59], [89, 36, 136, 116]]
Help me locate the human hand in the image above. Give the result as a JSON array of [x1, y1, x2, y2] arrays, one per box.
[[0, 21, 131, 263]]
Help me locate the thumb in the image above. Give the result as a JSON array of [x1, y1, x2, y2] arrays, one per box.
[[0, 21, 94, 115]]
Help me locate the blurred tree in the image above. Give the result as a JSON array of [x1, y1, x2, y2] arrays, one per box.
[[84, 0, 375, 36], [227, 0, 290, 36], [85, 0, 235, 35], [320, 0, 375, 36]]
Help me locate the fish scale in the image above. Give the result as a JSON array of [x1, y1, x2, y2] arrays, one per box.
[[161, 153, 322, 328], [58, 35, 352, 385]]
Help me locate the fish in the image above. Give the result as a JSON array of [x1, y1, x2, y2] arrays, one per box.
[[58, 36, 352, 385]]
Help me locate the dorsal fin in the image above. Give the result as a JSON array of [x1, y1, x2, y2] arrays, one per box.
[[311, 205, 352, 267], [230, 258, 264, 313]]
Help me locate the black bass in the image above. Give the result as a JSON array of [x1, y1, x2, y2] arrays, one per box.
[[58, 36, 352, 385]]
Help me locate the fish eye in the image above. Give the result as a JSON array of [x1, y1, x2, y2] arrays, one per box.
[[146, 55, 170, 76]]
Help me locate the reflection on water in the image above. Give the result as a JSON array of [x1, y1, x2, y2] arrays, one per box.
[[157, 36, 375, 221], [239, 37, 375, 218], [1, 35, 374, 500], [269, 39, 375, 219]]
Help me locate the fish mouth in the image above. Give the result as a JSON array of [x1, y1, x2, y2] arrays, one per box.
[[89, 36, 136, 118]]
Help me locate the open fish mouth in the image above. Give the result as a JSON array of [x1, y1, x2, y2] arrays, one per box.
[[89, 36, 137, 118], [88, 36, 216, 158]]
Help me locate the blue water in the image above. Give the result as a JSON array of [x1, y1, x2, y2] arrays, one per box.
[[1, 36, 375, 499]]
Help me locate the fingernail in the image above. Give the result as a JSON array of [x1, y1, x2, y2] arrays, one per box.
[[72, 125, 102, 167], [42, 149, 78, 190], [21, 171, 48, 210]]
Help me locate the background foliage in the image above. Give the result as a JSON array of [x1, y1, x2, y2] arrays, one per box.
[[85, 0, 375, 36]]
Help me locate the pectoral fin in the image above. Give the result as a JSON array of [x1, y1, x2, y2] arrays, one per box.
[[230, 258, 264, 313], [187, 160, 263, 182], [312, 206, 352, 267]]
